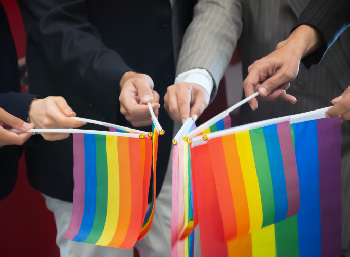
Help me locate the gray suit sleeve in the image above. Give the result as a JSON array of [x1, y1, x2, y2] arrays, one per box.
[[176, 0, 243, 100]]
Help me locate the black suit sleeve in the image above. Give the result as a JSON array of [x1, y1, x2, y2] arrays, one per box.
[[21, 0, 132, 113], [293, 0, 350, 68]]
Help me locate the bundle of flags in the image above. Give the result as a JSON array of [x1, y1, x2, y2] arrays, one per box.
[[172, 107, 342, 257]]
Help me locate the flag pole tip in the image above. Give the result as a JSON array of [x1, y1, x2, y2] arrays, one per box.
[[139, 134, 145, 139], [148, 132, 153, 137], [159, 130, 165, 135], [172, 139, 178, 145], [202, 135, 208, 141]]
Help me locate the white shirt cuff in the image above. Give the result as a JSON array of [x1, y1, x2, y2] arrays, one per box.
[[175, 68, 214, 97]]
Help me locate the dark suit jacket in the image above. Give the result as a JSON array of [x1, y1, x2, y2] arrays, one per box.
[[295, 0, 350, 68], [18, 0, 193, 202], [0, 3, 37, 200]]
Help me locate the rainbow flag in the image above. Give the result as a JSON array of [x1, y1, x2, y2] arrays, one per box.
[[63, 126, 159, 248], [172, 140, 195, 257], [172, 122, 197, 257], [190, 113, 341, 256], [201, 114, 231, 135]]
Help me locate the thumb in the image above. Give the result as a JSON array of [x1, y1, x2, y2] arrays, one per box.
[[53, 97, 75, 116], [0, 108, 32, 131], [259, 70, 291, 97], [134, 78, 154, 104]]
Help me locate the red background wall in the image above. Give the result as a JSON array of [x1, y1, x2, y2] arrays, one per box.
[[0, 1, 59, 256]]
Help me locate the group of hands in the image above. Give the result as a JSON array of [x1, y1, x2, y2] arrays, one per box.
[[1, 25, 349, 148]]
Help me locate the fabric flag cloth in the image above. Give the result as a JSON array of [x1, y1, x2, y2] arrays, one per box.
[[201, 114, 231, 135], [63, 124, 159, 249], [172, 122, 197, 257], [190, 109, 341, 257]]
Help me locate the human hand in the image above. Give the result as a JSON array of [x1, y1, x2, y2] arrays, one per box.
[[119, 72, 160, 127], [29, 96, 85, 141], [243, 25, 321, 110], [326, 86, 350, 122], [0, 108, 34, 147], [164, 82, 209, 123]]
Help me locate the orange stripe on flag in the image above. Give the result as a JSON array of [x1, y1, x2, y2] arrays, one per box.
[[108, 137, 132, 248], [222, 134, 250, 236], [208, 137, 237, 240], [119, 138, 144, 248]]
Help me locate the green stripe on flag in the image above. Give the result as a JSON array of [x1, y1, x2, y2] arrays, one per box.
[[250, 128, 275, 227], [84, 134, 109, 243]]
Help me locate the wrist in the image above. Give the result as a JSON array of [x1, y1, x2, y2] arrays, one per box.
[[288, 25, 322, 58], [28, 98, 40, 124], [120, 71, 136, 89]]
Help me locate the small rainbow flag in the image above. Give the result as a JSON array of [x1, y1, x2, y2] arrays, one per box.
[[190, 111, 341, 256], [172, 140, 195, 257], [171, 121, 197, 257], [63, 125, 159, 248]]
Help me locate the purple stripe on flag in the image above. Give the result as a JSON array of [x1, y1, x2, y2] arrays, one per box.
[[63, 133, 86, 240], [277, 121, 300, 217], [109, 127, 117, 132], [223, 115, 231, 129], [317, 118, 342, 257]]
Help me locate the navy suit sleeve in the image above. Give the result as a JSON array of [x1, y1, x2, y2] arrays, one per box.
[[292, 0, 350, 68], [21, 0, 132, 112], [0, 93, 38, 121]]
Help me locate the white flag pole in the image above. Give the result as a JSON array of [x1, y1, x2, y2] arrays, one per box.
[[172, 118, 195, 145], [148, 103, 164, 135], [9, 129, 145, 138], [72, 117, 147, 134], [187, 92, 259, 139]]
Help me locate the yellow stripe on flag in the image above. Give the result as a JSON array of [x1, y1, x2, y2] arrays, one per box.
[[203, 127, 211, 135], [96, 135, 120, 245], [252, 224, 276, 257], [235, 131, 263, 232]]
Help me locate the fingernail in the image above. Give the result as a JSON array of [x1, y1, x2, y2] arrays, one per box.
[[259, 87, 267, 96], [22, 122, 32, 130], [192, 115, 198, 121], [142, 95, 152, 102], [331, 96, 342, 103], [82, 122, 87, 125], [325, 112, 330, 118], [182, 119, 186, 124]]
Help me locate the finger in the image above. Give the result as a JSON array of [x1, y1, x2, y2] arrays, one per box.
[[190, 98, 207, 121], [259, 88, 286, 101], [0, 127, 32, 146], [133, 78, 154, 104], [41, 133, 70, 141], [131, 121, 153, 127], [178, 87, 191, 123], [165, 91, 181, 123], [259, 70, 294, 97], [279, 93, 297, 104], [0, 108, 32, 131], [341, 110, 350, 121], [331, 86, 350, 104], [326, 98, 349, 118], [243, 70, 260, 110], [53, 97, 75, 116], [50, 107, 85, 128], [331, 96, 342, 105], [152, 91, 160, 104]]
